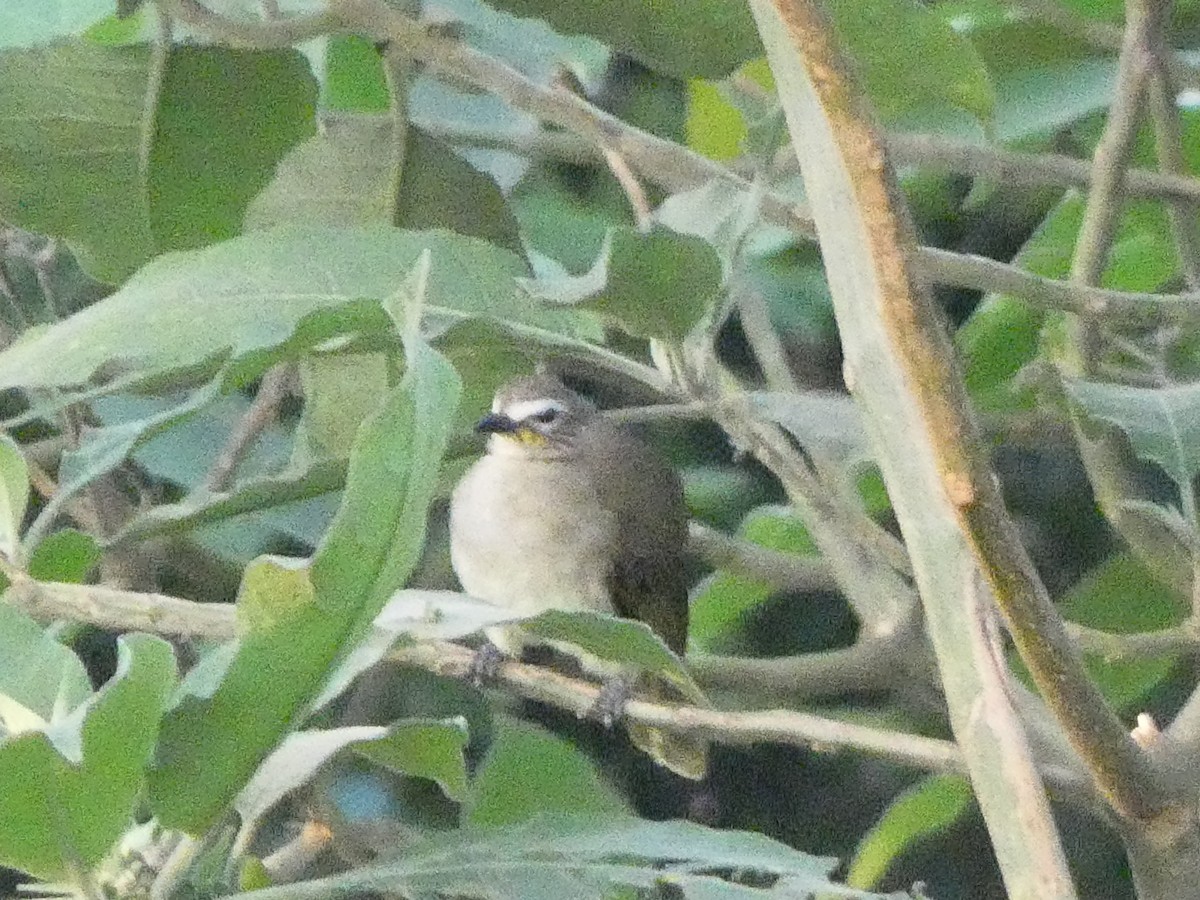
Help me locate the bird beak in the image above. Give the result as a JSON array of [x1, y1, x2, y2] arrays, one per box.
[[475, 412, 518, 435]]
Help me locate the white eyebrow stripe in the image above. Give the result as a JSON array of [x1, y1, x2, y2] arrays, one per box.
[[504, 398, 567, 420]]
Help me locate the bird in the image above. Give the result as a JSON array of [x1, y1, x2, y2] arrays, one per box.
[[449, 372, 705, 779]]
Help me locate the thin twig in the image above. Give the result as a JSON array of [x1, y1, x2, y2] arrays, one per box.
[[600, 147, 653, 231], [392, 640, 965, 773], [204, 365, 292, 493], [687, 521, 840, 593], [1145, 67, 1200, 289]]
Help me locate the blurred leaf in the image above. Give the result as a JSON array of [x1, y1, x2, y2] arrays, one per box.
[[0, 604, 91, 728], [236, 718, 468, 840], [847, 774, 973, 889], [355, 718, 470, 801], [963, 22, 1115, 141], [232, 814, 886, 899], [522, 609, 704, 702], [0, 226, 587, 394], [1065, 379, 1200, 497], [522, 226, 724, 341], [27, 529, 102, 583], [827, 0, 994, 124], [0, 633, 176, 880], [751, 391, 870, 464], [465, 718, 626, 827], [0, 43, 315, 283], [1061, 554, 1185, 711], [246, 116, 524, 255], [23, 382, 220, 553], [0, 0, 112, 48], [236, 555, 318, 635], [297, 354, 390, 462], [686, 78, 748, 161], [149, 272, 461, 832], [485, 0, 759, 79], [324, 35, 389, 112], [690, 509, 817, 652], [149, 46, 318, 254], [0, 434, 29, 563]]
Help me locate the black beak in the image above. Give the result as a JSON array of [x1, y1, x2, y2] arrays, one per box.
[[475, 412, 518, 435]]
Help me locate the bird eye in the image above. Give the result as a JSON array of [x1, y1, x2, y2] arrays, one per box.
[[532, 407, 560, 423]]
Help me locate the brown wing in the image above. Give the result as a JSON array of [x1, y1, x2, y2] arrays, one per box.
[[581, 420, 690, 655]]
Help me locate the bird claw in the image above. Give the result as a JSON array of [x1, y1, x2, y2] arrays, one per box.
[[468, 641, 505, 686], [588, 676, 633, 728]]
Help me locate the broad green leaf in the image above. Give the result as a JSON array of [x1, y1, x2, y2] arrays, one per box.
[[1065, 379, 1200, 497], [689, 509, 817, 652], [0, 226, 590, 394], [521, 610, 704, 702], [465, 718, 626, 827], [27, 529, 102, 583], [686, 78, 749, 161], [23, 382, 220, 553], [231, 814, 887, 899], [0, 604, 91, 729], [245, 116, 524, 255], [522, 226, 724, 341], [0, 43, 315, 283], [847, 774, 973, 889], [0, 1, 113, 48], [150, 270, 461, 832], [355, 718, 470, 801], [0, 633, 176, 880], [827, 0, 994, 124], [484, 0, 759, 79], [296, 354, 390, 461], [1061, 553, 1186, 711], [148, 46, 318, 254], [324, 35, 389, 112], [0, 434, 29, 562]]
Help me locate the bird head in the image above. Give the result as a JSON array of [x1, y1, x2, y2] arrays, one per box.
[[476, 374, 596, 457]]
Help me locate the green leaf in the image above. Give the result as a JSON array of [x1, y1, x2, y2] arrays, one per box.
[[0, 226, 588, 395], [522, 226, 724, 341], [355, 718, 470, 802], [847, 774, 973, 889], [1061, 553, 1186, 711], [148, 46, 318, 254], [465, 718, 626, 827], [324, 35, 389, 112], [149, 270, 461, 832], [0, 604, 91, 729], [827, 0, 994, 124], [751, 391, 871, 464], [1065, 378, 1200, 497], [296, 353, 391, 461], [689, 509, 816, 652], [0, 434, 29, 563], [521, 610, 704, 702], [236, 718, 468, 841], [27, 529, 102, 583], [0, 1, 112, 48], [23, 382, 220, 553], [0, 632, 176, 880], [484, 0, 759, 79], [245, 116, 524, 255], [231, 814, 888, 899], [0, 43, 315, 283]]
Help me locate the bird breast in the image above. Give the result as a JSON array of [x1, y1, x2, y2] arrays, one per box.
[[449, 453, 620, 616]]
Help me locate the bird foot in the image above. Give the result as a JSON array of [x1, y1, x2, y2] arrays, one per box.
[[468, 641, 505, 686], [588, 676, 633, 728]]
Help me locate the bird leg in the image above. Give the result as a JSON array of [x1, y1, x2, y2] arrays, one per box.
[[588, 675, 634, 728]]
